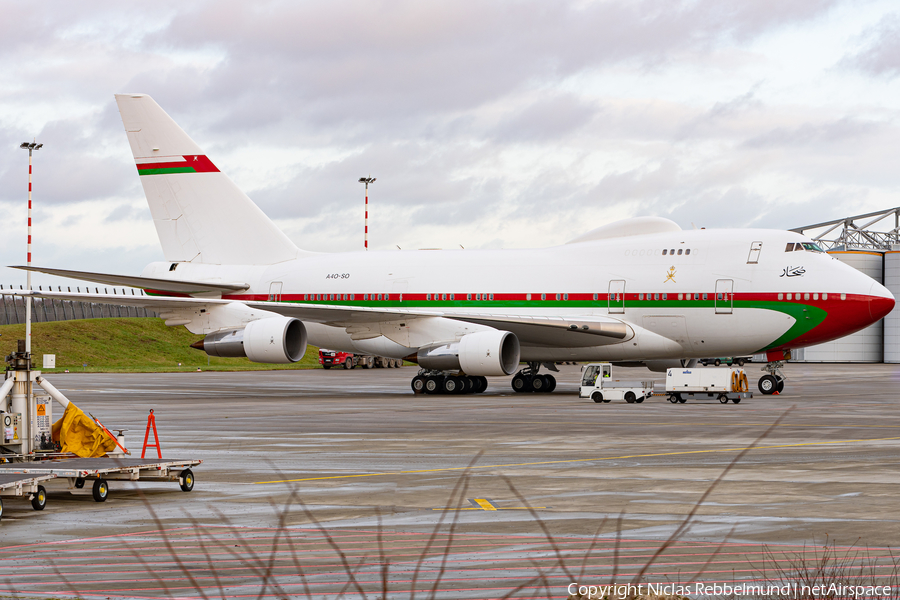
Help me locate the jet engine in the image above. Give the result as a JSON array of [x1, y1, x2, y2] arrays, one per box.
[[416, 330, 520, 376], [192, 317, 307, 363]]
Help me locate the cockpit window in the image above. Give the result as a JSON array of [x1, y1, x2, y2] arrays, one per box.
[[785, 243, 795, 252], [801, 242, 825, 253]]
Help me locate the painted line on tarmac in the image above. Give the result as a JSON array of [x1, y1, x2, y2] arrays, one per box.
[[422, 420, 900, 429], [254, 435, 900, 484]]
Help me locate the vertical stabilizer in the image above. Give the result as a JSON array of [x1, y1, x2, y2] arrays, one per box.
[[116, 94, 302, 265]]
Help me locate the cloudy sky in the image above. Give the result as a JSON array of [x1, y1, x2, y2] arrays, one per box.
[[1, 0, 899, 286]]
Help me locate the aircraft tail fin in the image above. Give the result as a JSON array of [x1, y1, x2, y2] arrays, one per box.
[[115, 94, 303, 265]]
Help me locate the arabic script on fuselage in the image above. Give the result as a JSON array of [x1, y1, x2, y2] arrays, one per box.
[[780, 266, 805, 278]]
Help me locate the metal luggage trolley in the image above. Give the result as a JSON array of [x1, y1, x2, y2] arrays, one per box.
[[0, 472, 57, 518]]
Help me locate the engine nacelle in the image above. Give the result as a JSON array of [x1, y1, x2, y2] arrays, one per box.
[[417, 330, 520, 376], [197, 317, 307, 364]]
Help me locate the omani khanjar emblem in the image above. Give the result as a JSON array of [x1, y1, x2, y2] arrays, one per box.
[[664, 266, 676, 283]]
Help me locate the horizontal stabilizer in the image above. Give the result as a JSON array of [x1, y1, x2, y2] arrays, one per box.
[[10, 266, 249, 294]]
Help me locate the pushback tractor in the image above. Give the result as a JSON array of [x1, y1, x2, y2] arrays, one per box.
[[580, 363, 654, 404]]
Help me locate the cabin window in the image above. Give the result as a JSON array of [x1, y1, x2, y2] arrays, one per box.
[[654, 293, 660, 300], [677, 249, 683, 255], [685, 249, 691, 255], [823, 293, 828, 300], [564, 293, 569, 300], [467, 293, 472, 300], [804, 293, 810, 300], [593, 293, 598, 300], [702, 293, 708, 300], [787, 293, 792, 300], [670, 248, 675, 254], [450, 294, 454, 300], [489, 293, 494, 300], [350, 294, 354, 300], [662, 249, 668, 255], [541, 293, 546, 300], [841, 293, 846, 300], [813, 293, 818, 300], [662, 293, 668, 300], [556, 293, 561, 300], [778, 293, 783, 300], [678, 293, 683, 300], [639, 293, 644, 300], [426, 294, 431, 300], [694, 293, 699, 300]]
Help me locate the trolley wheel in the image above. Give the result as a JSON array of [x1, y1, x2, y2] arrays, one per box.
[[719, 394, 729, 404], [411, 376, 426, 394], [668, 394, 678, 404], [92, 478, 109, 503], [758, 374, 777, 395], [74, 477, 85, 489], [31, 485, 47, 511], [732, 397, 742, 404], [591, 391, 604, 403], [624, 391, 636, 404], [678, 395, 687, 404], [179, 469, 195, 492], [714, 359, 721, 366], [545, 375, 557, 393]]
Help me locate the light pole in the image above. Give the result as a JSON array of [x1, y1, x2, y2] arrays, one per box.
[[359, 177, 375, 250], [20, 141, 42, 354]]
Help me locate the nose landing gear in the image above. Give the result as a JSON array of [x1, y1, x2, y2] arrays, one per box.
[[411, 370, 488, 395], [758, 361, 786, 395], [511, 362, 557, 394]]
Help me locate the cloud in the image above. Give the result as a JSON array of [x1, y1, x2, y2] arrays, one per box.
[[842, 12, 900, 77]]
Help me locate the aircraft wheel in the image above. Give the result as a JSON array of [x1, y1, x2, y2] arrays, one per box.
[[92, 478, 109, 503], [732, 397, 742, 404], [442, 376, 460, 394], [758, 375, 777, 395], [624, 391, 636, 404], [719, 394, 729, 404], [591, 391, 603, 403], [31, 485, 47, 511], [545, 375, 556, 393], [424, 376, 442, 394], [411, 376, 426, 394], [512, 374, 532, 393], [531, 375, 546, 393], [678, 395, 687, 404], [776, 376, 785, 393], [179, 469, 195, 492], [476, 376, 488, 393]]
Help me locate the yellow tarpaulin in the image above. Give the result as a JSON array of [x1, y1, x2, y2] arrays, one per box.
[[51, 403, 116, 458]]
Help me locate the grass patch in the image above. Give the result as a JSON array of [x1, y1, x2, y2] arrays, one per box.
[[0, 318, 322, 373]]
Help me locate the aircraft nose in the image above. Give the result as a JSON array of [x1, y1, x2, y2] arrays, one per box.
[[869, 281, 895, 321]]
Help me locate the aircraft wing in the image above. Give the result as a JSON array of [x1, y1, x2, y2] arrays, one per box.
[[10, 266, 249, 294], [6, 290, 632, 347]]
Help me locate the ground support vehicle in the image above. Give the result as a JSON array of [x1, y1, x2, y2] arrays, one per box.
[[665, 366, 752, 404], [0, 472, 57, 518], [319, 349, 403, 370], [698, 356, 751, 367], [580, 363, 654, 404]]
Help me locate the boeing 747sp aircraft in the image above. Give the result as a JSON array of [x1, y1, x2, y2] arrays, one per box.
[[12, 94, 895, 396]]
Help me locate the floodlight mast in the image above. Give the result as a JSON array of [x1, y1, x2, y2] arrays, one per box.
[[19, 141, 42, 354], [359, 177, 376, 250]]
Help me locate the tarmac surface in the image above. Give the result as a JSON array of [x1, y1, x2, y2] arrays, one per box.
[[1, 363, 899, 598]]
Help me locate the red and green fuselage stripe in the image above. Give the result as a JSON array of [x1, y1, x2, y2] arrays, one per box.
[[136, 155, 220, 176]]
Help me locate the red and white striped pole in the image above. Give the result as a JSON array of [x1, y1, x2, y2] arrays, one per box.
[[358, 176, 375, 251], [19, 141, 42, 354]]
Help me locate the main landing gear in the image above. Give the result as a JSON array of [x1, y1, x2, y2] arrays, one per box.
[[411, 370, 488, 395], [511, 362, 557, 394], [758, 361, 786, 395]]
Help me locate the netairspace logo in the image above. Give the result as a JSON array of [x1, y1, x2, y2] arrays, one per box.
[[566, 582, 893, 598]]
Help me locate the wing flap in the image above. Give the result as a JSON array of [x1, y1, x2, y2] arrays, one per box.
[[10, 266, 248, 294]]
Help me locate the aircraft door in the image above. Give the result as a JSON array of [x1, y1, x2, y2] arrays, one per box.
[[747, 241, 763, 264], [608, 280, 625, 314], [715, 279, 733, 314], [268, 281, 283, 302]]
